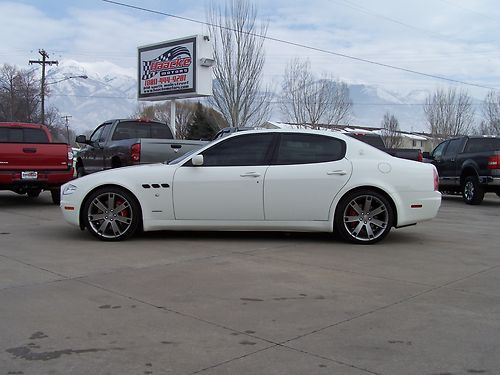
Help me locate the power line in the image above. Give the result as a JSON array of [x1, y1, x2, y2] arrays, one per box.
[[101, 0, 499, 92], [437, 0, 498, 23]]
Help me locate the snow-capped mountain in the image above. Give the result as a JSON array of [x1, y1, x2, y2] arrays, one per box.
[[46, 60, 432, 133]]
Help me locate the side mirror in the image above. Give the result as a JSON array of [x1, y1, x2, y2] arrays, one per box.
[[422, 151, 431, 159], [192, 154, 204, 166], [76, 135, 88, 144]]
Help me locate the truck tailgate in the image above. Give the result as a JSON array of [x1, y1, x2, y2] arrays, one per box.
[[139, 139, 207, 163], [0, 143, 70, 171]]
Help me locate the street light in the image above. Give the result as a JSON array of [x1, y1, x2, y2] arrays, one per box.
[[46, 75, 88, 85]]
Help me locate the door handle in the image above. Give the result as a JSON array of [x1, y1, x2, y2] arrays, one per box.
[[23, 148, 37, 153], [240, 172, 261, 178], [327, 170, 347, 176]]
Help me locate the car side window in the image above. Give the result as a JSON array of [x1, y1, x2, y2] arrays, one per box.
[[198, 133, 275, 166], [98, 123, 113, 143], [432, 141, 447, 159], [274, 134, 346, 165], [89, 126, 105, 143], [443, 139, 462, 157]]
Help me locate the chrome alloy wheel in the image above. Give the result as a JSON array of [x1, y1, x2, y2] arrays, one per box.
[[342, 194, 389, 242], [463, 180, 475, 202], [87, 192, 133, 239]]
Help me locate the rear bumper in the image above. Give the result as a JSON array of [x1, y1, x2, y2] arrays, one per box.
[[394, 191, 442, 227], [0, 169, 74, 191]]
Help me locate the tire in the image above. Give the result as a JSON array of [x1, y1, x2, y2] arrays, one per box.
[[51, 188, 61, 205], [76, 165, 86, 178], [82, 186, 141, 241], [334, 189, 394, 244], [462, 176, 484, 205], [496, 192, 500, 198], [27, 190, 41, 198]]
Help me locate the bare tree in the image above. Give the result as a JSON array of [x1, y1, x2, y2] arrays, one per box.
[[207, 0, 271, 128], [0, 64, 41, 123], [380, 112, 402, 148], [423, 87, 475, 137], [481, 90, 500, 135], [280, 58, 352, 129]]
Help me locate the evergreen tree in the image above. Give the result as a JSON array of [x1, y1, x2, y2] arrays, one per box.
[[186, 103, 220, 140]]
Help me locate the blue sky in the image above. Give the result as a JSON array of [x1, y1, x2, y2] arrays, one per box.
[[1, 0, 500, 98]]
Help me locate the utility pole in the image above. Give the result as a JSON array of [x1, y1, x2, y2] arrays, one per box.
[[29, 49, 58, 125], [61, 115, 72, 144]]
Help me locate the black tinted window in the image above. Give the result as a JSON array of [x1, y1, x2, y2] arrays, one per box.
[[0, 127, 48, 143], [112, 121, 173, 140], [274, 134, 345, 165], [346, 133, 385, 149], [443, 139, 462, 156], [465, 138, 500, 153], [201, 133, 275, 166], [432, 141, 447, 159]]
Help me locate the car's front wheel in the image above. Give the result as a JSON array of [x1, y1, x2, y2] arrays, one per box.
[[335, 190, 394, 244], [82, 186, 141, 241]]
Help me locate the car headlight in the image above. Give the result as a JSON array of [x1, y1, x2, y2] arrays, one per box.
[[62, 184, 78, 195]]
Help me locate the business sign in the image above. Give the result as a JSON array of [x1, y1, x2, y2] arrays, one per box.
[[138, 35, 213, 101]]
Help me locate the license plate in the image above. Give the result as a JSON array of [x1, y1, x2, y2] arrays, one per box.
[[21, 171, 38, 180]]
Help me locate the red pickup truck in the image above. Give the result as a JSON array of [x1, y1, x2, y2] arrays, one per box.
[[0, 122, 74, 204]]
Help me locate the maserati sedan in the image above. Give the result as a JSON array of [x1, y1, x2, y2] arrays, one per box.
[[60, 129, 441, 244]]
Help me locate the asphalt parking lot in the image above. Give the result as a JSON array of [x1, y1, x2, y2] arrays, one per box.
[[0, 191, 499, 375]]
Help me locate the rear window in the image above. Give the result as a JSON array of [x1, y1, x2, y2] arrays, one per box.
[[0, 127, 49, 143], [346, 133, 385, 149], [465, 138, 500, 153], [111, 121, 173, 140]]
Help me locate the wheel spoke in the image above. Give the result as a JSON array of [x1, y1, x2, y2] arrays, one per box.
[[108, 193, 115, 210], [371, 218, 386, 228], [115, 216, 132, 224], [370, 206, 386, 217], [89, 213, 107, 221], [110, 220, 121, 236], [351, 222, 364, 236], [98, 220, 109, 234], [344, 215, 359, 223], [92, 199, 108, 212], [114, 202, 130, 214], [365, 223, 375, 239], [349, 201, 362, 215], [363, 196, 372, 213]]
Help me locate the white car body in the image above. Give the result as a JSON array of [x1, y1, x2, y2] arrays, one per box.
[[60, 129, 441, 243]]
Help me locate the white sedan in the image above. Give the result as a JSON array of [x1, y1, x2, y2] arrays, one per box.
[[60, 129, 441, 244]]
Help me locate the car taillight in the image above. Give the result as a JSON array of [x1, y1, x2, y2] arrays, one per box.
[[131, 143, 141, 163], [67, 146, 73, 167], [433, 167, 439, 191], [487, 155, 500, 169]]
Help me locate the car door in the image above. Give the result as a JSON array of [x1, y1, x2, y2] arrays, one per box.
[[436, 139, 463, 187], [81, 123, 112, 173], [172, 133, 276, 221], [264, 133, 352, 221], [430, 140, 448, 185]]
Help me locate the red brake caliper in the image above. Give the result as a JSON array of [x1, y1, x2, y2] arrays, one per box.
[[115, 198, 129, 218]]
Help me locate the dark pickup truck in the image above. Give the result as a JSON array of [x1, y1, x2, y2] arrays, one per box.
[[424, 136, 500, 204], [0, 122, 74, 204], [75, 119, 207, 177], [345, 133, 423, 161]]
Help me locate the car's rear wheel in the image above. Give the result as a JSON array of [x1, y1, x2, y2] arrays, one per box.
[[82, 186, 140, 241], [462, 176, 484, 205], [335, 190, 394, 244]]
